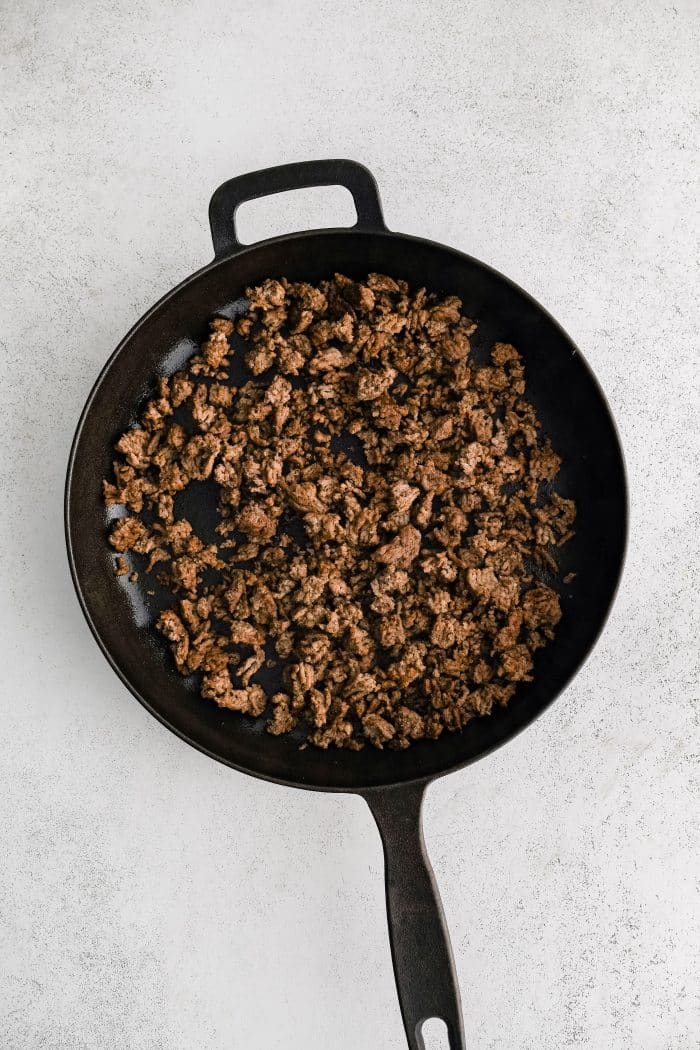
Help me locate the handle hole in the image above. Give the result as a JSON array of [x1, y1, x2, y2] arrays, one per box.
[[234, 185, 356, 245], [420, 1017, 450, 1049]]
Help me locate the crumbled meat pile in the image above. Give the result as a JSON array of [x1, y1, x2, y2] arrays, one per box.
[[104, 274, 575, 750]]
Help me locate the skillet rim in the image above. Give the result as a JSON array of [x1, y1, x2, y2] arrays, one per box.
[[64, 225, 629, 793]]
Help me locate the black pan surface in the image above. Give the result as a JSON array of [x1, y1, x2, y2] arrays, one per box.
[[66, 210, 626, 793]]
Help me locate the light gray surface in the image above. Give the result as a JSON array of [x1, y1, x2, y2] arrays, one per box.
[[1, 2, 698, 1047]]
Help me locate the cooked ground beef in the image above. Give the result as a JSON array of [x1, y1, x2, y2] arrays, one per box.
[[104, 273, 575, 750]]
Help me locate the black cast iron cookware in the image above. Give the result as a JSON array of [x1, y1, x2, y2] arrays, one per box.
[[65, 160, 627, 1049]]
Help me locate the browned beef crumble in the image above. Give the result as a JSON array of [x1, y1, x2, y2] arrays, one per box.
[[104, 274, 575, 750]]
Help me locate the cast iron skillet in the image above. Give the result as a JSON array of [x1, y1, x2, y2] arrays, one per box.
[[65, 160, 627, 1049]]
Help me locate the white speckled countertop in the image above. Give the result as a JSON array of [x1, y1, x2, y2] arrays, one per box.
[[1, 2, 698, 1048]]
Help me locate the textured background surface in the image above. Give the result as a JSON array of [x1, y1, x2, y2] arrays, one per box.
[[1, 2, 698, 1048]]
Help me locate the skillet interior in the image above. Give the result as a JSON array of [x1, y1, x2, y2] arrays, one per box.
[[66, 230, 627, 790]]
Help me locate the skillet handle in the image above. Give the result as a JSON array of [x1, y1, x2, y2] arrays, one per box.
[[362, 782, 466, 1050], [208, 159, 387, 258]]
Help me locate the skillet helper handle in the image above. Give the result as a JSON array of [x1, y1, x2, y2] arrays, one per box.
[[208, 159, 387, 258], [363, 783, 466, 1050]]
